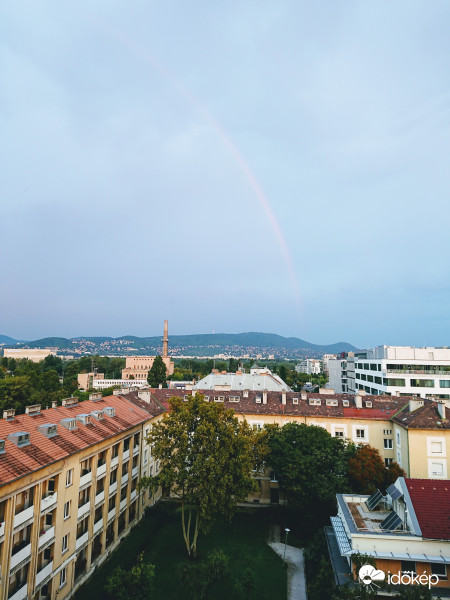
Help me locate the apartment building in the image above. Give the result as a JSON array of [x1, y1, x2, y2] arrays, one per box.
[[328, 358, 349, 393], [148, 388, 450, 484], [295, 359, 321, 375], [328, 477, 450, 595], [193, 365, 291, 392], [345, 346, 450, 400], [0, 394, 164, 600]]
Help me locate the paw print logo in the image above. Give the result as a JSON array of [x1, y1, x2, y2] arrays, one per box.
[[359, 565, 385, 588]]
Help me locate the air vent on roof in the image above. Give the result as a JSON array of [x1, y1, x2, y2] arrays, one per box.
[[76, 414, 92, 425], [103, 407, 115, 417], [8, 432, 30, 447], [3, 408, 15, 421], [89, 392, 103, 401], [60, 417, 77, 431], [38, 424, 58, 438], [342, 400, 350, 407], [90, 410, 104, 421], [62, 397, 78, 408], [0, 440, 5, 454], [25, 404, 41, 415]]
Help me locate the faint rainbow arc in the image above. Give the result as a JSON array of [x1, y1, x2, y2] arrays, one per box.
[[89, 18, 301, 307]]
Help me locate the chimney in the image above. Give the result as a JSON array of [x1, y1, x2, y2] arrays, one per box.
[[262, 390, 268, 404], [437, 401, 446, 419], [409, 398, 424, 412], [158, 383, 163, 389], [281, 390, 286, 405], [3, 408, 15, 421], [52, 400, 58, 408], [25, 404, 41, 415], [300, 391, 307, 400], [162, 320, 169, 358], [355, 394, 363, 409]]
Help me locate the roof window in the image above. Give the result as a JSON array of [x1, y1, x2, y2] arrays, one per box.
[[76, 414, 92, 425], [309, 399, 321, 406], [8, 432, 30, 447], [38, 423, 58, 438], [90, 410, 104, 421], [60, 417, 77, 431], [0, 440, 5, 454], [103, 406, 116, 417]]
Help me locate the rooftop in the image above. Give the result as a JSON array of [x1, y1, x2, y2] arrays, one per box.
[[406, 479, 450, 540]]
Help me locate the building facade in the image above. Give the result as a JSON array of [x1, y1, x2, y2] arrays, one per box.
[[295, 359, 321, 375], [3, 349, 55, 363]]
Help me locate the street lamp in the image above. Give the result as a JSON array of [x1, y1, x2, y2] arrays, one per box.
[[283, 527, 290, 560]]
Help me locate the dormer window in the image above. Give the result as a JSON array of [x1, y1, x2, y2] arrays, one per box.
[[342, 400, 350, 407], [76, 414, 92, 425], [256, 397, 262, 404], [309, 399, 321, 406], [365, 401, 373, 408], [103, 407, 115, 417], [0, 439, 4, 454], [90, 410, 104, 421], [326, 399, 338, 407], [8, 432, 30, 447], [60, 418, 77, 431], [38, 423, 58, 438], [292, 398, 299, 404]]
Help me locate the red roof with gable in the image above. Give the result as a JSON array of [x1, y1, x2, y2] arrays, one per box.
[[405, 478, 450, 540], [0, 395, 152, 487]]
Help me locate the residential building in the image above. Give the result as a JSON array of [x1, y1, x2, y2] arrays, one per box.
[[295, 359, 321, 375], [3, 349, 55, 363], [328, 358, 348, 393], [346, 346, 450, 401], [322, 354, 337, 374], [327, 477, 450, 595], [0, 394, 164, 600], [77, 372, 105, 391], [193, 365, 291, 392]]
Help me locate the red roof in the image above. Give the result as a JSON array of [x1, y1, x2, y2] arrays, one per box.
[[0, 396, 152, 487], [406, 479, 450, 540]]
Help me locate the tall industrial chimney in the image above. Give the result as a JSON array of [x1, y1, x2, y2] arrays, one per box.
[[163, 320, 169, 358]]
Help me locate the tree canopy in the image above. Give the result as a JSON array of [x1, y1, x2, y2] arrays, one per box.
[[266, 422, 353, 513], [147, 355, 167, 388], [140, 393, 265, 557], [348, 445, 405, 494]]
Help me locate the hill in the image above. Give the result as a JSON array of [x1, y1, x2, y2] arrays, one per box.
[[1, 332, 357, 359]]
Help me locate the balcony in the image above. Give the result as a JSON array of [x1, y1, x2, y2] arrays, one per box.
[[130, 489, 137, 502], [133, 445, 139, 456], [119, 498, 127, 513], [132, 466, 138, 478], [111, 456, 119, 469], [36, 560, 53, 586], [97, 463, 107, 478], [77, 501, 90, 520], [10, 542, 31, 570], [94, 519, 103, 534], [80, 471, 92, 488], [95, 491, 105, 506], [108, 507, 116, 522], [109, 481, 118, 495], [40, 492, 57, 513], [121, 473, 128, 487], [13, 505, 34, 529], [76, 531, 89, 550], [0, 521, 5, 537], [38, 526, 55, 548], [8, 582, 28, 600], [122, 449, 130, 461]]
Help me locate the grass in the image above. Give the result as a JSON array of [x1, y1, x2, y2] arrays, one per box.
[[74, 503, 286, 600]]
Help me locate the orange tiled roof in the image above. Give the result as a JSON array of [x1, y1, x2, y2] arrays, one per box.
[[0, 395, 152, 487]]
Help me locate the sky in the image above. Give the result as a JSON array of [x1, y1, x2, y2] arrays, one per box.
[[1, 1, 450, 348]]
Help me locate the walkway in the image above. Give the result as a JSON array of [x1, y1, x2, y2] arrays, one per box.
[[269, 541, 308, 600]]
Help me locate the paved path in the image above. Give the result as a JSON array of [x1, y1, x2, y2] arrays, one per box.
[[269, 542, 308, 600]]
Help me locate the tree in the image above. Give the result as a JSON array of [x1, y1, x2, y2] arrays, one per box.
[[348, 445, 405, 494], [105, 552, 155, 600], [266, 423, 352, 513], [140, 393, 265, 557], [147, 355, 167, 388]]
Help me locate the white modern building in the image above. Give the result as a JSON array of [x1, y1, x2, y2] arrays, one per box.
[[345, 346, 450, 402], [327, 358, 348, 393], [321, 354, 337, 373], [295, 359, 321, 375]]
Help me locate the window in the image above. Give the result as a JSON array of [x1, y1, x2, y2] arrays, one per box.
[[431, 441, 443, 454], [292, 398, 298, 404], [335, 430, 344, 438], [270, 471, 278, 482], [396, 431, 401, 445], [60, 567, 67, 587], [66, 469, 73, 487], [431, 563, 447, 580], [356, 429, 366, 439], [401, 561, 416, 575], [410, 379, 434, 388], [384, 458, 393, 467], [64, 501, 71, 519], [384, 439, 393, 449], [62, 534, 69, 554], [440, 380, 450, 388], [386, 379, 405, 386], [383, 429, 392, 435], [431, 462, 444, 476]]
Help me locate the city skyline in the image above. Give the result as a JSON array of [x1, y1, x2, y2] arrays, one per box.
[[2, 1, 450, 348]]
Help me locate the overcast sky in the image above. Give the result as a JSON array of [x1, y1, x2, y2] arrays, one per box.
[[1, 1, 450, 348]]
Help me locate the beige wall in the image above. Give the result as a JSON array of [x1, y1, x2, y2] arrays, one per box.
[[3, 349, 55, 363], [122, 356, 174, 379], [407, 428, 450, 479]]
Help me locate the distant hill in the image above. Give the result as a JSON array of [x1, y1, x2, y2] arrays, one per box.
[[2, 332, 358, 358], [0, 335, 22, 345]]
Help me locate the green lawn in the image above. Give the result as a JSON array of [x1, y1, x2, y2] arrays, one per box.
[[75, 503, 286, 600]]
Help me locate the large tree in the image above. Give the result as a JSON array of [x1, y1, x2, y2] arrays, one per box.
[[266, 422, 353, 512], [140, 393, 265, 557], [348, 445, 405, 494], [147, 355, 167, 388]]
